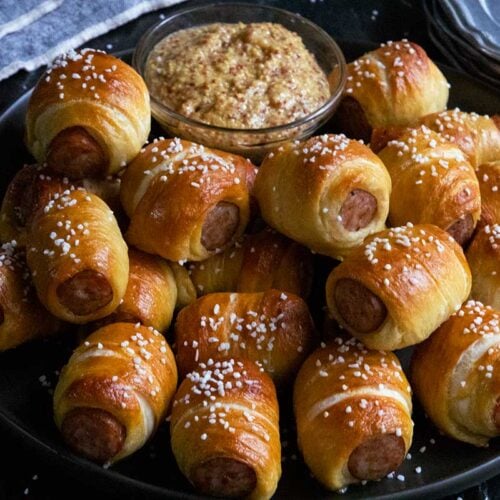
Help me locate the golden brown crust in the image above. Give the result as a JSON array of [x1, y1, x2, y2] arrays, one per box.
[[169, 262, 197, 309], [26, 49, 150, 178], [0, 165, 125, 247], [97, 249, 178, 332], [170, 358, 281, 500], [54, 322, 178, 463], [26, 188, 129, 323], [417, 110, 500, 168], [337, 40, 448, 138], [0, 241, 60, 351], [476, 161, 500, 226], [372, 109, 500, 168], [467, 224, 500, 309], [0, 165, 71, 246], [80, 174, 123, 213], [378, 126, 481, 244], [411, 300, 500, 446], [188, 228, 313, 298], [293, 338, 413, 490], [121, 138, 256, 262], [254, 134, 391, 260], [174, 289, 315, 384], [326, 223, 471, 350]]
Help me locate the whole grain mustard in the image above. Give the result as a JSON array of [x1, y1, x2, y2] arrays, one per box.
[[145, 22, 330, 129]]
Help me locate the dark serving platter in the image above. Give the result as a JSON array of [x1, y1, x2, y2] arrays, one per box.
[[0, 40, 499, 500]]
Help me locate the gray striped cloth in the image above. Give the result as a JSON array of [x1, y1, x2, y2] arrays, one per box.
[[0, 0, 185, 81]]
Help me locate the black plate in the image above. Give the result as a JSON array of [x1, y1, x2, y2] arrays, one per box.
[[0, 41, 499, 500]]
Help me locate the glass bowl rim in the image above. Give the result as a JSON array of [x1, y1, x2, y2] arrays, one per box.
[[133, 1, 347, 135]]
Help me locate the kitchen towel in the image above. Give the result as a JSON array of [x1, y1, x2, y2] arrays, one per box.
[[0, 0, 185, 81]]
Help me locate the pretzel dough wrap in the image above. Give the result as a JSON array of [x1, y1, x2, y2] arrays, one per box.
[[171, 358, 281, 499], [294, 338, 413, 490], [26, 48, 150, 178], [334, 40, 448, 141], [26, 188, 129, 323], [188, 228, 313, 298], [378, 126, 481, 245], [326, 223, 471, 350], [467, 224, 500, 309], [254, 134, 391, 260], [54, 322, 177, 463], [0, 240, 60, 351], [175, 289, 315, 383], [411, 300, 500, 446], [121, 138, 256, 262]]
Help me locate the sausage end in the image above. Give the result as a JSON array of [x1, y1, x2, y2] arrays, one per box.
[[446, 214, 474, 246], [334, 278, 387, 333], [191, 457, 257, 498], [348, 433, 406, 481], [201, 202, 240, 251], [340, 189, 377, 232], [57, 270, 113, 316], [61, 407, 125, 463], [47, 127, 107, 179]]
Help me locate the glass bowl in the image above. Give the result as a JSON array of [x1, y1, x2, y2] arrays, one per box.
[[133, 2, 346, 162]]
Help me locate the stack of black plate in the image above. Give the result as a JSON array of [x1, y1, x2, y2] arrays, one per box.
[[424, 0, 500, 87]]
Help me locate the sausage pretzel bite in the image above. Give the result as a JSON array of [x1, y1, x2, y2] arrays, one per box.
[[169, 261, 197, 309], [171, 358, 281, 500], [371, 109, 500, 168], [0, 240, 60, 351], [326, 223, 471, 351], [467, 224, 500, 309], [254, 134, 391, 260], [96, 249, 196, 332], [476, 160, 500, 226], [411, 300, 500, 446], [0, 164, 125, 247], [0, 164, 70, 246], [26, 188, 129, 324], [54, 323, 177, 464], [333, 40, 449, 142], [378, 126, 481, 246], [174, 289, 315, 384], [25, 49, 150, 179], [95, 249, 176, 332], [188, 227, 313, 298], [294, 338, 413, 490], [120, 138, 256, 262]]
